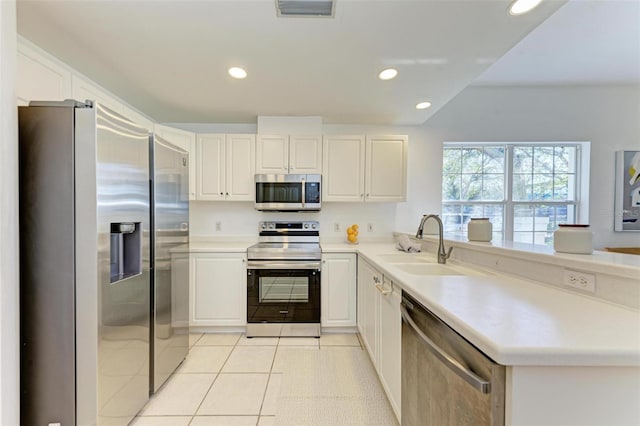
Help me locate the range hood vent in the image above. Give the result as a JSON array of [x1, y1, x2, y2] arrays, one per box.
[[276, 0, 335, 17]]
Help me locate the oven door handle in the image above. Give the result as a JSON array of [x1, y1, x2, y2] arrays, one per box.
[[247, 260, 321, 270]]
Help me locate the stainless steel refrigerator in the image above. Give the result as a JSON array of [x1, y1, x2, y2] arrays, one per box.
[[19, 100, 189, 425], [149, 134, 190, 393]]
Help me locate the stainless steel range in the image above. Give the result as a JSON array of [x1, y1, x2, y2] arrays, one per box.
[[246, 221, 321, 337]]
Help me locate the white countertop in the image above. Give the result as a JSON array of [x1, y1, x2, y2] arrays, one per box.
[[355, 243, 640, 367]]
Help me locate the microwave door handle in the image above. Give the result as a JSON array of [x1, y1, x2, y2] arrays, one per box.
[[301, 177, 306, 209]]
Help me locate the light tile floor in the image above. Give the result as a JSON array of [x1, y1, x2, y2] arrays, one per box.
[[132, 332, 386, 426]]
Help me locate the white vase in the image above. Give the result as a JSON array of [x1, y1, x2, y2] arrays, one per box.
[[468, 218, 492, 242], [553, 224, 593, 254]]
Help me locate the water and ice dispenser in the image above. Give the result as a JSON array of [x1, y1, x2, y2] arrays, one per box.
[[110, 222, 142, 283]]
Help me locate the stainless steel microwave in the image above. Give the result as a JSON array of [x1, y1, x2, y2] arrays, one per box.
[[255, 174, 321, 211]]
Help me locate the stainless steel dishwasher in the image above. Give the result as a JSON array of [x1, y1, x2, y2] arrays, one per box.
[[400, 291, 505, 426]]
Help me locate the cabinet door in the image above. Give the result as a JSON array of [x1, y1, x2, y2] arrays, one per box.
[[155, 124, 197, 200], [225, 134, 256, 201], [378, 278, 402, 420], [289, 135, 322, 174], [322, 135, 366, 201], [256, 135, 289, 174], [321, 253, 357, 327], [357, 257, 379, 363], [17, 41, 72, 106], [196, 134, 225, 200], [365, 135, 408, 202], [192, 253, 246, 326]]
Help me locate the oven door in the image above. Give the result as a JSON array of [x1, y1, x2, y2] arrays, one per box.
[[247, 261, 321, 324]]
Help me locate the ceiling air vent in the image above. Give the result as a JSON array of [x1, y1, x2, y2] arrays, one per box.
[[276, 0, 335, 17]]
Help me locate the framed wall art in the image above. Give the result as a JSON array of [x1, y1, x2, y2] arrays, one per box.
[[615, 150, 640, 231]]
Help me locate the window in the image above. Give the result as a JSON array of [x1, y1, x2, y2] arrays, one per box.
[[442, 143, 585, 246]]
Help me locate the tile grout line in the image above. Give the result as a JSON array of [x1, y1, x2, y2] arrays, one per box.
[[188, 334, 242, 423]]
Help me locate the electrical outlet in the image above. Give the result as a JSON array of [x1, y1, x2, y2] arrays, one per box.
[[367, 223, 374, 232], [334, 222, 340, 232], [563, 269, 596, 293], [215, 221, 221, 232]]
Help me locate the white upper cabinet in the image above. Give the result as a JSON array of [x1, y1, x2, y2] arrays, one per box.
[[256, 134, 322, 174], [322, 134, 407, 202], [256, 135, 288, 174], [365, 135, 408, 202], [17, 41, 72, 106], [197, 133, 255, 201], [289, 135, 323, 173], [225, 134, 256, 201], [197, 134, 226, 200], [155, 124, 197, 200], [322, 135, 366, 201]]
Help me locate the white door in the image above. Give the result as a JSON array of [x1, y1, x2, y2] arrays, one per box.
[[256, 135, 289, 174], [378, 278, 402, 420], [365, 135, 408, 202], [321, 253, 357, 327], [225, 134, 256, 201], [322, 135, 366, 201], [196, 134, 225, 200], [289, 135, 322, 174], [357, 257, 379, 362], [192, 253, 247, 326]]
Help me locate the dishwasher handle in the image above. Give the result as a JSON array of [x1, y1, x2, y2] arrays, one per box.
[[400, 302, 491, 394]]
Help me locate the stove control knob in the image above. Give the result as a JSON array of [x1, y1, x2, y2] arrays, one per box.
[[269, 223, 275, 230], [312, 223, 317, 229], [261, 223, 266, 229], [304, 223, 309, 229]]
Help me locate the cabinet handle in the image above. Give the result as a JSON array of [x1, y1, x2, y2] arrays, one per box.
[[366, 193, 369, 197], [220, 192, 223, 196], [360, 193, 364, 197], [226, 192, 229, 196], [322, 260, 326, 264], [375, 284, 391, 295]]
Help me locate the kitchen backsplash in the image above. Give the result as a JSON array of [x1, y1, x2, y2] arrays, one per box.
[[190, 201, 398, 240]]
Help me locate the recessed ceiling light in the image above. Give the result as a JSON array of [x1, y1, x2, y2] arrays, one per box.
[[416, 101, 432, 110], [228, 67, 247, 79], [508, 0, 542, 15], [378, 68, 398, 80]]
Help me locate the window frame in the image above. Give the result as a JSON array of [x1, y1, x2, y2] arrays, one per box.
[[442, 142, 588, 244]]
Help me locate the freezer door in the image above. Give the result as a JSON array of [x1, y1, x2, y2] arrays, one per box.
[[76, 102, 152, 426], [151, 135, 190, 392]]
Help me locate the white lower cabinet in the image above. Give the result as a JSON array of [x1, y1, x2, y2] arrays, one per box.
[[191, 252, 247, 326], [321, 253, 357, 328], [378, 277, 402, 419], [357, 257, 401, 421]]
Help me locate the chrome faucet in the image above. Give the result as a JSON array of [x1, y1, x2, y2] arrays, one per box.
[[416, 214, 453, 264]]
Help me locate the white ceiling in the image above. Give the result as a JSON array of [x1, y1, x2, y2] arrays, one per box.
[[16, 0, 567, 125], [475, 0, 640, 85]]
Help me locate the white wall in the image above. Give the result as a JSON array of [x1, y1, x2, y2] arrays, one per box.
[[186, 124, 442, 240], [422, 84, 640, 249], [0, 1, 20, 424]]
